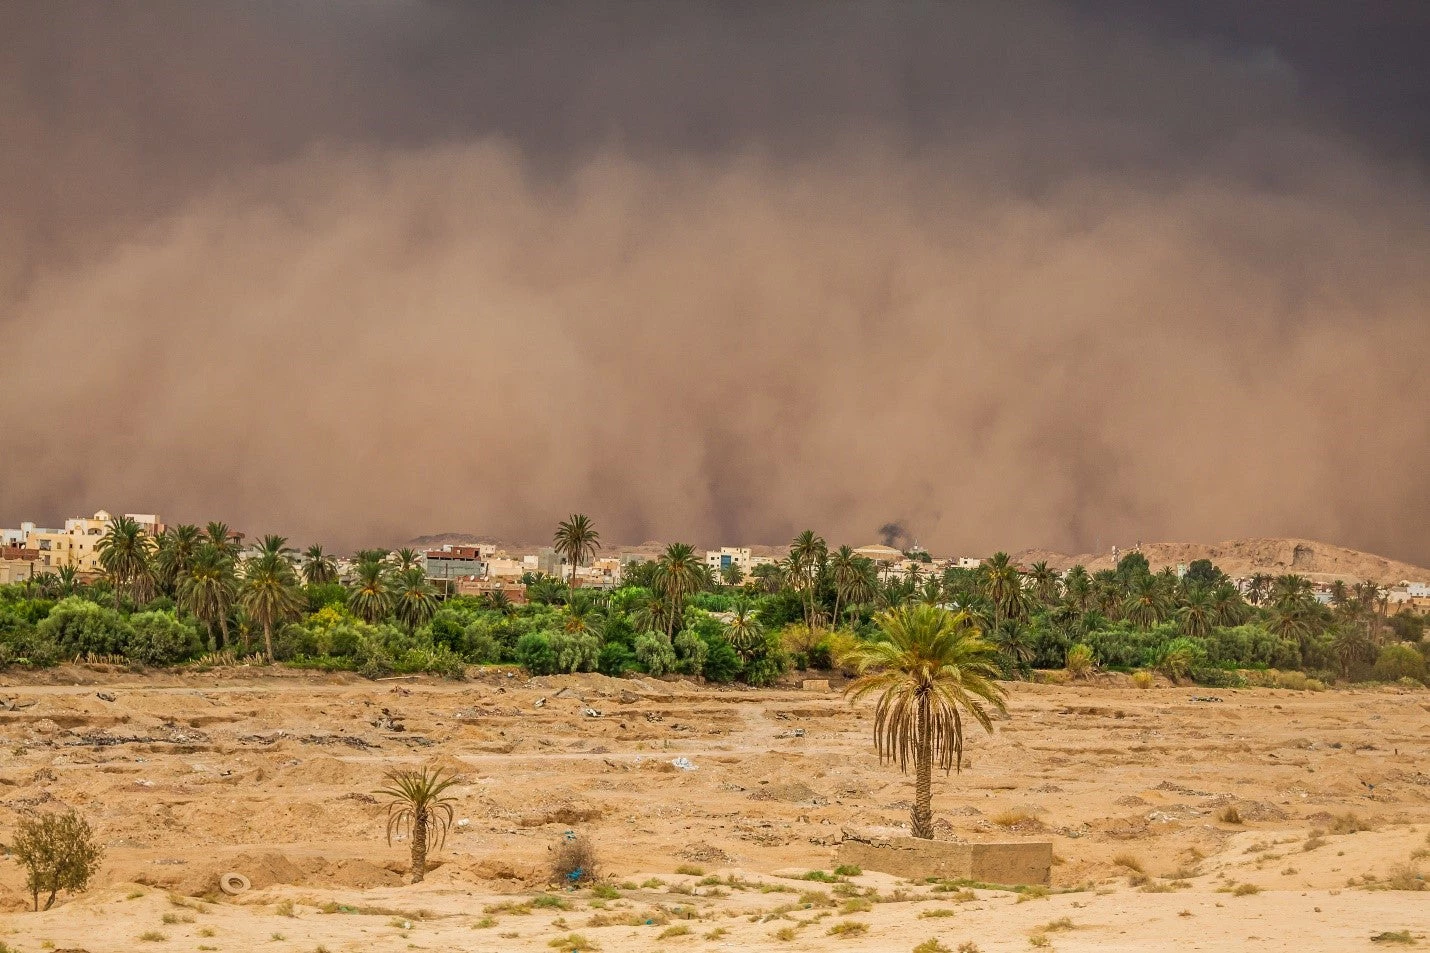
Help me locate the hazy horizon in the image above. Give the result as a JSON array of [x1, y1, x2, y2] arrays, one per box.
[[3, 3, 1427, 563]]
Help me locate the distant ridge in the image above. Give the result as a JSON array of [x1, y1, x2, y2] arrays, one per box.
[[1010, 537, 1430, 586]]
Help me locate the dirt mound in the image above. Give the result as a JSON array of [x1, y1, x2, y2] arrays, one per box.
[[169, 852, 306, 896]]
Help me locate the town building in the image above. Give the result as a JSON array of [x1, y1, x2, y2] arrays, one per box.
[[423, 545, 486, 580], [26, 511, 166, 572], [705, 547, 757, 574]]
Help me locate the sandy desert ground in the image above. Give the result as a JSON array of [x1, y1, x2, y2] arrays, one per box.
[[0, 667, 1427, 952]]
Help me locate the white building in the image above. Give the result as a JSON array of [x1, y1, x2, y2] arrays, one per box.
[[705, 547, 757, 574]]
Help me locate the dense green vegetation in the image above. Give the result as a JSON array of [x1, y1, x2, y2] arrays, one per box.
[[1, 520, 1425, 688]]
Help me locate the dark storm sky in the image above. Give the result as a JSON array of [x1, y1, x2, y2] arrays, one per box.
[[1, 2, 1428, 561]]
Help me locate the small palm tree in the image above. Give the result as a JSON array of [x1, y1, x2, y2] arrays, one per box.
[[553, 514, 601, 586], [844, 604, 1007, 839], [1123, 575, 1170, 629], [349, 559, 392, 623], [376, 766, 459, 883], [56, 565, 79, 597], [204, 521, 243, 560], [154, 524, 202, 596], [392, 548, 421, 572], [980, 552, 1024, 635], [1028, 562, 1061, 605], [1176, 585, 1215, 639], [829, 546, 860, 631], [724, 596, 765, 661], [302, 544, 338, 585], [95, 515, 155, 607], [393, 566, 438, 634]]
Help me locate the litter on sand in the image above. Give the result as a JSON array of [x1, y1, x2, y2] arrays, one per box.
[[670, 757, 697, 771]]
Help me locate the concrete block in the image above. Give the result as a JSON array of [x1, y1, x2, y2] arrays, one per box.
[[835, 829, 1051, 885], [801, 679, 831, 692]]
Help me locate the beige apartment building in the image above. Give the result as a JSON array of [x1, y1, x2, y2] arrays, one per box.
[[27, 510, 165, 572]]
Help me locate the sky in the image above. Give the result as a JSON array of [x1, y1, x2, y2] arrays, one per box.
[[2, 2, 1428, 562]]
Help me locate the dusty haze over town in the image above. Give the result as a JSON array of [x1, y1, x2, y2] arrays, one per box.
[[2, 2, 1428, 563]]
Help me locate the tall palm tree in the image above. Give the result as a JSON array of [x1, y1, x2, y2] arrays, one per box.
[[980, 552, 1023, 636], [204, 521, 243, 560], [750, 561, 786, 594], [240, 551, 302, 661], [181, 544, 237, 651], [95, 515, 155, 608], [1027, 562, 1061, 606], [154, 524, 202, 596], [256, 534, 295, 560], [1124, 575, 1170, 629], [393, 566, 438, 634], [720, 563, 745, 587], [843, 604, 1007, 840], [788, 530, 828, 630], [1210, 582, 1249, 626], [829, 545, 860, 631], [553, 514, 601, 587], [1272, 574, 1313, 608], [391, 547, 421, 572], [653, 543, 703, 637], [1062, 565, 1092, 613], [1245, 573, 1272, 607], [302, 544, 338, 585], [724, 596, 765, 661], [349, 559, 392, 624], [1176, 585, 1215, 639], [376, 766, 458, 884]]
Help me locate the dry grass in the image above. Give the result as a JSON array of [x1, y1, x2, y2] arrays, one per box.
[[551, 835, 599, 885], [827, 921, 869, 937], [1331, 813, 1374, 835], [547, 933, 598, 951], [913, 941, 952, 953], [991, 806, 1041, 828], [1112, 853, 1145, 873], [1131, 670, 1154, 689], [1217, 805, 1243, 824]]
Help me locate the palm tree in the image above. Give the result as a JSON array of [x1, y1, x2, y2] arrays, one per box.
[[1245, 573, 1272, 607], [375, 766, 458, 884], [980, 552, 1024, 636], [829, 545, 860, 630], [482, 588, 515, 615], [154, 524, 202, 596], [302, 544, 338, 585], [95, 515, 155, 608], [720, 563, 745, 587], [56, 565, 80, 597], [204, 521, 243, 560], [1210, 582, 1249, 626], [1124, 575, 1170, 629], [181, 544, 237, 651], [724, 596, 765, 661], [653, 543, 703, 637], [393, 566, 438, 634], [1271, 574, 1313, 609], [349, 559, 392, 623], [255, 534, 295, 561], [1028, 562, 1061, 606], [1062, 565, 1092, 613], [788, 531, 828, 630], [750, 561, 786, 594], [1176, 585, 1215, 639], [391, 547, 421, 572], [240, 551, 302, 661], [553, 514, 601, 587], [842, 604, 1007, 840]]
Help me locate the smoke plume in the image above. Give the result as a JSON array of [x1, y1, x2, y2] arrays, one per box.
[[2, 3, 1428, 562]]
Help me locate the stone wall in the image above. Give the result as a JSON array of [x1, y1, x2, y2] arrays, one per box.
[[835, 830, 1051, 885]]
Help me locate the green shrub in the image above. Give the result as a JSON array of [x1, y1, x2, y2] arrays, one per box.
[[125, 611, 202, 666], [549, 630, 601, 673], [516, 631, 558, 675], [1065, 643, 1094, 678], [596, 641, 638, 676], [1372, 644, 1427, 683], [10, 810, 104, 911], [700, 634, 741, 683], [673, 629, 708, 677], [36, 597, 132, 658], [634, 630, 677, 676]]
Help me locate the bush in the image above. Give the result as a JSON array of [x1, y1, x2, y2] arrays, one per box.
[[634, 631, 677, 676], [1131, 670, 1154, 689], [10, 810, 104, 910], [36, 597, 132, 659], [0, 622, 60, 667], [514, 631, 558, 675], [1155, 637, 1205, 682], [1065, 643, 1094, 678], [673, 629, 707, 677], [125, 611, 202, 666], [551, 834, 598, 885], [549, 630, 601, 673], [1373, 644, 1427, 683], [596, 641, 637, 676], [700, 635, 741, 683]]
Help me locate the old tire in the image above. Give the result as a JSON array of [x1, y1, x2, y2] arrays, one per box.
[[218, 872, 251, 895]]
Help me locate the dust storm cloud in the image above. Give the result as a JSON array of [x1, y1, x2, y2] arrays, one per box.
[[1, 3, 1427, 561]]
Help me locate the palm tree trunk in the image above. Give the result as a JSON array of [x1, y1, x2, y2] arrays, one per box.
[[411, 811, 428, 883], [832, 589, 842, 635], [911, 694, 934, 839], [262, 619, 274, 663], [217, 614, 229, 652]]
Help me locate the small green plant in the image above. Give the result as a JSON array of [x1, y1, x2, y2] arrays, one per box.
[[1131, 669, 1154, 689], [958, 944, 983, 953], [833, 865, 861, 877], [532, 894, 571, 910], [1065, 643, 1095, 678], [840, 897, 873, 914], [658, 925, 691, 939], [137, 932, 167, 942], [827, 921, 869, 937], [590, 883, 620, 899], [674, 864, 704, 876], [10, 810, 104, 911], [1370, 932, 1415, 945], [547, 934, 598, 951], [921, 908, 957, 918], [1028, 936, 1050, 949], [913, 941, 952, 953]]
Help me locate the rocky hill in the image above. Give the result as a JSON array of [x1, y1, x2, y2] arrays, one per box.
[[1010, 537, 1430, 585]]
